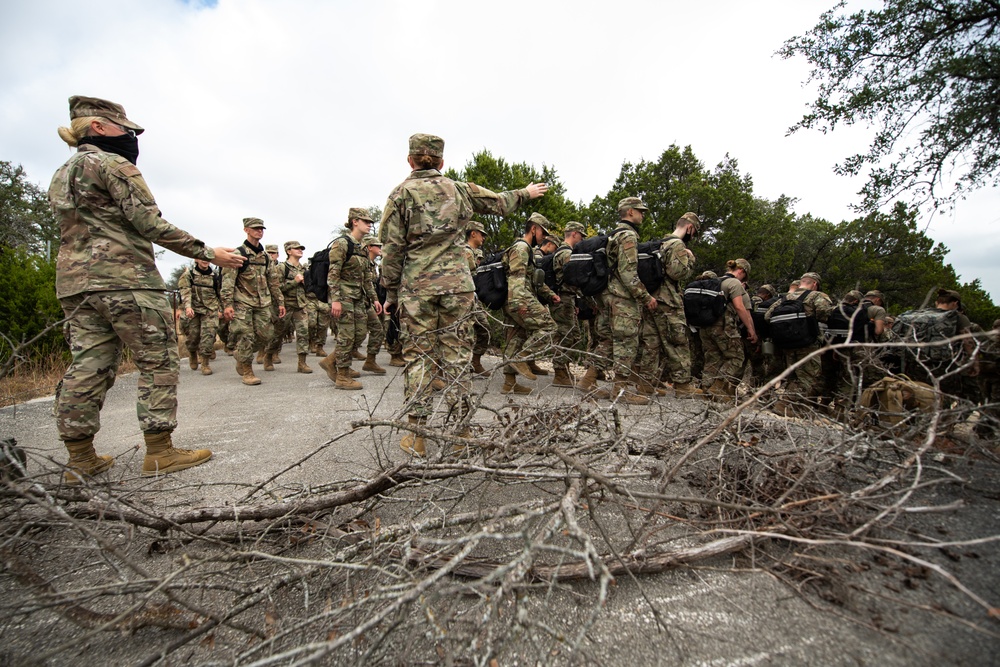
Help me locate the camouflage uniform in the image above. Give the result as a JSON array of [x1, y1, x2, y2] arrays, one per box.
[[49, 136, 215, 441], [700, 273, 750, 385], [269, 255, 310, 356], [177, 264, 221, 358], [220, 231, 284, 366], [361, 240, 386, 356], [639, 233, 696, 385], [305, 292, 331, 352], [328, 231, 374, 370], [550, 241, 580, 372], [381, 139, 534, 419], [464, 242, 491, 356], [605, 221, 651, 380], [502, 238, 557, 367], [764, 287, 833, 398]]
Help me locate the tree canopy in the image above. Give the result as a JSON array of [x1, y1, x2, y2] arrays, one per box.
[[780, 0, 1000, 211]]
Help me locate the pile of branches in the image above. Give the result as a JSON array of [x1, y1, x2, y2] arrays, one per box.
[[0, 393, 998, 665]]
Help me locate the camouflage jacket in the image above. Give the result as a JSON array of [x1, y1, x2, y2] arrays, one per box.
[[464, 244, 484, 273], [363, 256, 382, 304], [380, 169, 531, 301], [220, 240, 283, 309], [48, 144, 214, 299], [279, 261, 308, 310], [606, 222, 651, 302], [652, 234, 695, 309], [504, 240, 556, 306], [327, 233, 371, 303], [178, 265, 221, 314]]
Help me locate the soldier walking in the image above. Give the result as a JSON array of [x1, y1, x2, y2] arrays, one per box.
[[178, 259, 221, 375], [267, 241, 313, 373]]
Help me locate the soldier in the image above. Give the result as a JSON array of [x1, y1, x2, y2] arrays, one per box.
[[550, 221, 586, 388], [464, 220, 493, 377], [381, 133, 547, 455], [501, 213, 560, 394], [862, 290, 889, 341], [221, 218, 285, 386], [177, 259, 221, 375], [590, 197, 658, 405], [49, 95, 244, 482], [637, 212, 704, 398], [268, 241, 313, 374], [319, 209, 380, 389], [701, 260, 758, 401], [765, 271, 833, 414], [259, 243, 283, 369], [358, 235, 387, 375]]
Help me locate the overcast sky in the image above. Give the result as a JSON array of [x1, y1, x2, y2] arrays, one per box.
[[3, 0, 998, 300]]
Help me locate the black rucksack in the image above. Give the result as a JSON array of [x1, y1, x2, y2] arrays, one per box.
[[825, 302, 872, 344], [752, 296, 780, 340], [768, 290, 819, 349], [561, 234, 610, 297], [305, 237, 356, 303], [474, 251, 507, 310], [683, 276, 727, 327], [636, 239, 665, 293], [536, 252, 559, 294]]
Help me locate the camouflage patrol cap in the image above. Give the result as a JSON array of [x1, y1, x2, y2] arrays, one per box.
[[284, 240, 305, 253], [563, 221, 586, 235], [347, 207, 374, 226], [265, 244, 279, 253], [408, 133, 444, 157], [734, 258, 751, 275], [700, 271, 718, 280], [68, 95, 144, 134], [758, 284, 776, 297], [617, 197, 649, 214], [362, 234, 382, 247], [845, 290, 864, 302], [243, 217, 265, 229], [468, 220, 489, 235], [678, 212, 701, 231], [864, 290, 884, 302], [528, 212, 552, 235], [801, 271, 822, 285], [544, 234, 559, 246]]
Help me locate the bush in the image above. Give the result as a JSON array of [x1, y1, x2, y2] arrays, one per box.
[[0, 248, 65, 363]]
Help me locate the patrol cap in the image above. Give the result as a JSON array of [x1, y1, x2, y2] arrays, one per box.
[[544, 234, 559, 246], [68, 95, 144, 134], [617, 197, 649, 214], [243, 217, 265, 229], [734, 258, 751, 275], [758, 284, 776, 297], [408, 133, 444, 157], [528, 212, 552, 236], [700, 271, 718, 280], [937, 288, 961, 303], [864, 290, 885, 302], [468, 220, 489, 235], [346, 208, 374, 227], [845, 289, 864, 302], [284, 240, 305, 253], [563, 221, 586, 235], [362, 234, 382, 247], [678, 212, 701, 231], [265, 244, 279, 253], [801, 271, 822, 285]]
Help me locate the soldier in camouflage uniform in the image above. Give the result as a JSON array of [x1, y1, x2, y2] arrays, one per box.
[[49, 95, 244, 482], [319, 209, 380, 389], [463, 220, 493, 377], [358, 235, 387, 375], [381, 133, 547, 455], [549, 221, 586, 388], [221, 218, 285, 385], [701, 260, 758, 401], [266, 241, 313, 373], [178, 259, 221, 375], [501, 212, 560, 394], [765, 272, 833, 414], [637, 213, 704, 398], [259, 244, 283, 369]]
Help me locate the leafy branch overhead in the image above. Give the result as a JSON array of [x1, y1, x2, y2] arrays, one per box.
[[780, 0, 1000, 211]]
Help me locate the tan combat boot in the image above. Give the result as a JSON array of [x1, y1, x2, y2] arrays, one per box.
[[673, 382, 705, 399], [263, 353, 276, 372], [389, 353, 406, 367], [431, 376, 447, 391], [318, 352, 338, 382], [613, 381, 650, 405], [314, 344, 329, 357], [235, 359, 246, 377], [351, 348, 365, 361], [707, 378, 734, 402], [471, 354, 490, 377], [510, 361, 537, 380], [297, 353, 313, 374], [577, 366, 599, 391], [188, 354, 199, 371], [527, 360, 549, 376], [255, 350, 265, 364], [200, 354, 213, 376], [633, 373, 656, 396], [363, 353, 386, 374], [242, 363, 262, 385], [400, 415, 426, 457], [210, 349, 217, 360], [63, 437, 114, 485], [272, 352, 281, 364], [552, 367, 575, 388], [335, 367, 363, 390], [347, 366, 362, 378], [501, 373, 532, 395], [142, 431, 212, 477]]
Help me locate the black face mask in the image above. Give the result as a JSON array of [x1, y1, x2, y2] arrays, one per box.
[[682, 231, 694, 245], [83, 133, 140, 165]]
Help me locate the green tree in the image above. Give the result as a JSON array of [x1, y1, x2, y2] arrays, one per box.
[[780, 0, 1000, 211], [0, 248, 63, 362], [0, 161, 59, 256]]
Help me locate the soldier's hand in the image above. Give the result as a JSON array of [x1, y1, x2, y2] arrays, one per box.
[[374, 302, 383, 315], [211, 247, 246, 269], [223, 306, 235, 321], [747, 331, 758, 344], [551, 294, 561, 305], [330, 302, 342, 319], [646, 297, 657, 311], [526, 182, 549, 199], [385, 301, 396, 314], [185, 307, 194, 319], [278, 306, 286, 318], [294, 274, 304, 283]]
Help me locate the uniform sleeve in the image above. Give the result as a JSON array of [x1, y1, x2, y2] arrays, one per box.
[[379, 196, 404, 300], [552, 248, 570, 287], [616, 233, 652, 302], [178, 268, 193, 310], [537, 280, 557, 304], [98, 156, 215, 262], [362, 259, 377, 302], [267, 259, 284, 308], [465, 182, 531, 217], [812, 293, 834, 323], [220, 266, 236, 309], [464, 246, 477, 273], [327, 238, 347, 303], [661, 238, 695, 284], [506, 243, 535, 305]]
